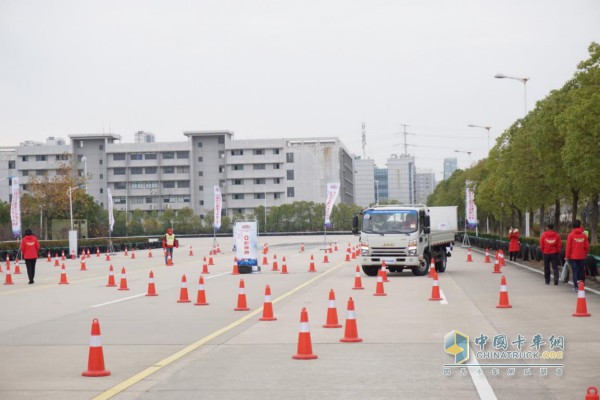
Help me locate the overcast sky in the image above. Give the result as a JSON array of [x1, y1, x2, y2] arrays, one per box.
[[1, 1, 599, 180]]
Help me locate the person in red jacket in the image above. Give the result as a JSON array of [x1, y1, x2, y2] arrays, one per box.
[[540, 223, 562, 285], [20, 229, 40, 284], [162, 228, 178, 265], [565, 219, 590, 292], [508, 227, 520, 261]]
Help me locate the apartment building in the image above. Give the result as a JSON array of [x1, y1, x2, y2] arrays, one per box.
[[0, 132, 355, 218], [386, 154, 416, 204], [353, 157, 377, 207], [415, 168, 436, 204]]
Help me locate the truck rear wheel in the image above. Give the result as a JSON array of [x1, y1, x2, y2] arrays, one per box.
[[362, 266, 379, 277], [435, 253, 447, 273], [412, 254, 430, 276]]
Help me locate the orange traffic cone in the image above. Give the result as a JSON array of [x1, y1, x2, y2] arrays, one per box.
[[208, 255, 214, 266], [234, 279, 250, 311], [271, 254, 279, 271], [194, 275, 209, 306], [374, 270, 386, 296], [308, 255, 316, 272], [345, 247, 351, 262], [300, 243, 304, 252], [259, 285, 277, 321], [493, 258, 501, 274], [322, 252, 329, 263], [380, 262, 389, 282], [58, 263, 69, 284], [328, 245, 333, 254], [466, 248, 473, 262], [148, 248, 153, 258], [54, 255, 60, 267], [177, 274, 191, 303], [3, 265, 13, 285], [106, 265, 116, 287], [232, 258, 240, 275], [334, 243, 338, 252], [340, 297, 362, 342], [80, 258, 87, 271], [352, 246, 358, 259], [87, 248, 91, 257], [130, 250, 135, 259], [496, 275, 512, 308], [118, 267, 129, 291], [202, 257, 210, 274], [146, 271, 157, 296], [105, 252, 111, 261], [124, 247, 128, 256], [47, 251, 51, 262], [352, 266, 364, 290], [82, 318, 110, 377], [14, 259, 21, 274], [189, 246, 194, 256], [484, 248, 491, 263], [96, 248, 100, 257], [573, 281, 591, 317], [292, 307, 317, 360], [281, 256, 288, 274], [323, 289, 342, 328], [71, 250, 76, 260], [61, 251, 65, 261], [166, 254, 173, 266], [429, 271, 442, 301], [216, 243, 221, 254], [499, 250, 506, 266], [428, 257, 436, 278], [262, 254, 268, 266], [263, 243, 268, 254], [585, 387, 598, 400]]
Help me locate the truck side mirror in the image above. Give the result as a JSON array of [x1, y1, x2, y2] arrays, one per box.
[[352, 215, 359, 235], [424, 215, 431, 234]]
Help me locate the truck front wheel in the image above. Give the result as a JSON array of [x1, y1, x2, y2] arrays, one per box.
[[412, 255, 430, 276], [435, 253, 447, 273], [362, 266, 379, 277]]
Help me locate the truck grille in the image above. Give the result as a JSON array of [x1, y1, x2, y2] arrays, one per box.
[[370, 247, 407, 256]]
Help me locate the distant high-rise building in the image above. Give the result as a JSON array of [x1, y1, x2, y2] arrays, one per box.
[[374, 168, 388, 202], [415, 169, 436, 204], [443, 157, 458, 180], [387, 154, 415, 204], [353, 157, 376, 207]]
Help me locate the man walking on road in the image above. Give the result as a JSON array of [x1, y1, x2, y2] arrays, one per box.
[[20, 229, 40, 284], [566, 220, 589, 292], [540, 223, 562, 285], [162, 228, 178, 265]]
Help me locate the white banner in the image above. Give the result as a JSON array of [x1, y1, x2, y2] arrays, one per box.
[[324, 182, 340, 226], [107, 188, 114, 233], [465, 182, 477, 228], [234, 221, 258, 267], [10, 177, 21, 237], [213, 185, 222, 230]]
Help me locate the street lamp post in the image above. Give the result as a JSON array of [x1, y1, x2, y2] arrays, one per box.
[[67, 186, 78, 230], [454, 150, 473, 166], [467, 124, 492, 152], [495, 73, 530, 236], [67, 186, 80, 256]]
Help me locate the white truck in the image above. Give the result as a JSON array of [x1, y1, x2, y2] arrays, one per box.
[[351, 204, 457, 276]]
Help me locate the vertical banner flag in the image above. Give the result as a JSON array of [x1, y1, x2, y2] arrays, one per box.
[[324, 182, 340, 227], [10, 177, 21, 237], [465, 181, 478, 229], [234, 221, 258, 267], [213, 185, 222, 230], [107, 188, 114, 233]]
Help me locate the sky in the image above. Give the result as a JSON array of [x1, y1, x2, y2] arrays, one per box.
[[1, 1, 599, 181]]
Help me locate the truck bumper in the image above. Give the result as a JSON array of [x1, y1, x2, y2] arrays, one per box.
[[360, 256, 419, 268]]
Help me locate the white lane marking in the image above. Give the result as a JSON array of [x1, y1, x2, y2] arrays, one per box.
[[439, 288, 448, 305], [467, 353, 498, 400], [470, 248, 600, 296], [91, 271, 231, 308]]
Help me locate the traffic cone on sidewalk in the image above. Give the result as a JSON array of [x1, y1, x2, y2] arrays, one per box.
[[374, 270, 386, 296], [340, 297, 363, 343], [271, 254, 279, 272], [82, 318, 110, 377], [308, 255, 316, 272], [466, 248, 473, 262], [492, 258, 501, 274], [58, 263, 69, 284], [194, 276, 209, 306], [292, 307, 317, 360], [429, 271, 442, 301], [352, 266, 364, 290], [106, 265, 116, 287], [177, 274, 191, 303], [484, 248, 491, 263], [118, 267, 129, 291], [323, 289, 342, 328], [145, 271, 157, 296], [281, 256, 288, 274], [234, 279, 250, 311], [496, 275, 512, 308], [3, 265, 13, 285], [573, 281, 591, 317], [259, 285, 277, 321]]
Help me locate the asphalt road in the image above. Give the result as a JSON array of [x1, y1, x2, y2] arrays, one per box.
[[1, 235, 599, 400]]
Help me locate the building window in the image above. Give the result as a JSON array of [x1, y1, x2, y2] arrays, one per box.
[[273, 163, 280, 169], [232, 164, 244, 171], [163, 166, 175, 174], [176, 151, 189, 159], [36, 155, 47, 161], [145, 167, 157, 174], [36, 169, 46, 176], [199, 185, 204, 191], [8, 160, 15, 169], [113, 153, 126, 161], [219, 180, 225, 187], [197, 141, 203, 148], [273, 149, 280, 155], [79, 141, 84, 148], [145, 181, 158, 189], [233, 179, 242, 185], [146, 197, 153, 204], [130, 153, 143, 160], [231, 149, 243, 156], [144, 153, 157, 160], [176, 166, 189, 173], [99, 159, 103, 165], [177, 181, 190, 188], [253, 149, 264, 155], [197, 170, 204, 177], [287, 187, 295, 197], [99, 144, 104, 150], [274, 178, 281, 184], [198, 156, 203, 162], [254, 193, 265, 199], [218, 137, 225, 144], [218, 166, 224, 173], [253, 164, 265, 170], [286, 152, 294, 163], [22, 156, 28, 162], [163, 181, 176, 188], [287, 170, 294, 180], [218, 150, 225, 158], [131, 167, 143, 175], [100, 173, 103, 179], [199, 200, 204, 205], [100, 188, 103, 194], [254, 178, 265, 184], [274, 192, 281, 199], [162, 152, 174, 159], [131, 182, 144, 189], [114, 182, 126, 190], [233, 194, 244, 200], [113, 168, 126, 175]]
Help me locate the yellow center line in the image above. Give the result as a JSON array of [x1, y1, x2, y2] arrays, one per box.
[[93, 259, 346, 400]]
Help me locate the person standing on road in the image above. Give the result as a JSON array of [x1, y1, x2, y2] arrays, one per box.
[[20, 229, 40, 284], [540, 223, 562, 285], [508, 227, 520, 261], [162, 228, 178, 265], [566, 219, 589, 292]]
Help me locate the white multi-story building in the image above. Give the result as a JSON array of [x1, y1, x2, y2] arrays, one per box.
[[415, 168, 436, 204], [386, 154, 416, 204], [353, 157, 377, 207], [0, 132, 355, 219]]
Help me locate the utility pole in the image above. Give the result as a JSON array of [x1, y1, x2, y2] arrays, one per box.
[[401, 124, 409, 156], [361, 122, 366, 159]]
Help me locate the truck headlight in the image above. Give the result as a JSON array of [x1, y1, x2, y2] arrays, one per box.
[[408, 239, 417, 255], [361, 242, 369, 256]]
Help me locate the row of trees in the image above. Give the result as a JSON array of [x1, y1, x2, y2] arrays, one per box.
[[428, 42, 600, 244]]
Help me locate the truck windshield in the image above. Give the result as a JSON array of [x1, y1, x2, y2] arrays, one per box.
[[362, 210, 418, 234]]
